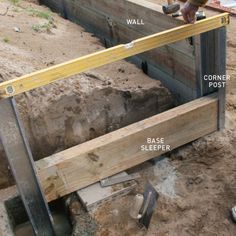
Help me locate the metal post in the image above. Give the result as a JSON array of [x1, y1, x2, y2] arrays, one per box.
[[215, 27, 227, 130], [0, 97, 55, 236], [194, 26, 227, 130]]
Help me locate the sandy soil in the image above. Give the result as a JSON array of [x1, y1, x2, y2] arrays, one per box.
[[0, 0, 235, 236]]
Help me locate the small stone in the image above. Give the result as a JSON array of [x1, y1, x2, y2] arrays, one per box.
[[13, 27, 21, 33], [176, 200, 189, 211], [158, 211, 169, 222], [194, 175, 204, 184], [110, 209, 119, 216]]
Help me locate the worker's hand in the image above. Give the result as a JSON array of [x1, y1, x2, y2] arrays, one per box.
[[181, 1, 199, 23]]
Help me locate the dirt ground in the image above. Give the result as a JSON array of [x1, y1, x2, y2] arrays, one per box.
[[0, 0, 235, 236]]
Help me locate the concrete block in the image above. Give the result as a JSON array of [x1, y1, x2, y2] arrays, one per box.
[[77, 173, 137, 211]]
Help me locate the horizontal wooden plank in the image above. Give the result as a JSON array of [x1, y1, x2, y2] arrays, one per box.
[[36, 93, 218, 202], [0, 13, 229, 99], [78, 0, 183, 30], [53, 0, 190, 53]]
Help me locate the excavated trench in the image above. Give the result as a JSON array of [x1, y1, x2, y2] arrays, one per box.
[[20, 74, 173, 160], [0, 72, 173, 187], [0, 74, 173, 235]]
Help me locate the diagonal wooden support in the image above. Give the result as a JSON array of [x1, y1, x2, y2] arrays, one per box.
[[0, 13, 229, 99]]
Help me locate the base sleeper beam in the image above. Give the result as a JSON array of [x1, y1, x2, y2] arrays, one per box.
[[36, 93, 218, 202]]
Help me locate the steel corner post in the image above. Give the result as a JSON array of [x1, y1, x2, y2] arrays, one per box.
[[0, 98, 55, 236]]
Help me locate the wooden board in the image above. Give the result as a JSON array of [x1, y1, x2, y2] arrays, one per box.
[[0, 13, 229, 99], [36, 93, 218, 202]]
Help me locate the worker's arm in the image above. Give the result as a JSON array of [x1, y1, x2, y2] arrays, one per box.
[[181, 0, 208, 23]]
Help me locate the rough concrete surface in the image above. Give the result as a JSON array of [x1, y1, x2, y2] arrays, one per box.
[[0, 186, 18, 236]]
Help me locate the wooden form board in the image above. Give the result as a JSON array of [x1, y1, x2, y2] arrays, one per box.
[[0, 13, 229, 100], [41, 0, 197, 102], [36, 93, 218, 202]]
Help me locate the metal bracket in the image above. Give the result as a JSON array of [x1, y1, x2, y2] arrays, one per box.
[[0, 97, 55, 236], [106, 16, 116, 27], [221, 15, 230, 25]]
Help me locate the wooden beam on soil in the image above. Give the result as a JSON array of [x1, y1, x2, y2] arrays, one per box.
[[0, 13, 229, 99], [36, 93, 218, 202]]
